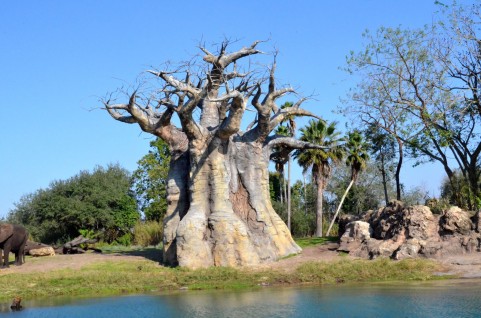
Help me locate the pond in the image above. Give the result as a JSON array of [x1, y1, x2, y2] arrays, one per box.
[[1, 279, 480, 317]]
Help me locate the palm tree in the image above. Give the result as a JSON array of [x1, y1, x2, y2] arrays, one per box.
[[294, 119, 343, 237], [326, 131, 370, 236], [272, 102, 297, 232], [272, 125, 290, 201]]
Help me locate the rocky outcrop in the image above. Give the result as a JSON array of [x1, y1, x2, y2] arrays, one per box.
[[338, 201, 481, 260]]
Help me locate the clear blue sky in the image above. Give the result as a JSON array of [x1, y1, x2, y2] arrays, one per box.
[[0, 1, 462, 217]]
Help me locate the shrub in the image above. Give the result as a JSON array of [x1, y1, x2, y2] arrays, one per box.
[[133, 221, 163, 247], [115, 233, 133, 246]]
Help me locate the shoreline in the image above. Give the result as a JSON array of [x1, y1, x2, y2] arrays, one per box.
[[0, 245, 479, 303]]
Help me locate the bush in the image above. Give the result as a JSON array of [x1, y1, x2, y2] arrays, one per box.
[[425, 198, 451, 214], [115, 233, 133, 246], [133, 221, 163, 247]]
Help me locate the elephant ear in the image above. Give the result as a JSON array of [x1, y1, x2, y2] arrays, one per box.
[[0, 224, 14, 242]]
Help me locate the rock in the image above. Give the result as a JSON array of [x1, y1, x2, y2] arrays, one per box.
[[440, 206, 473, 235], [29, 247, 55, 257], [369, 200, 405, 240], [338, 221, 372, 256], [337, 202, 480, 261], [395, 239, 422, 260], [24, 241, 51, 254], [10, 296, 22, 311], [366, 238, 403, 259], [343, 221, 372, 241], [338, 215, 360, 238], [420, 241, 443, 258], [403, 205, 439, 241]]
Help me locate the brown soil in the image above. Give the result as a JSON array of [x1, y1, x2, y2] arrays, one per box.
[[0, 253, 152, 275], [1, 245, 480, 278]]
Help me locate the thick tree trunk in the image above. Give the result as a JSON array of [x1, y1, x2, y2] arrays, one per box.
[[104, 41, 322, 268], [163, 136, 301, 268], [315, 177, 324, 237]]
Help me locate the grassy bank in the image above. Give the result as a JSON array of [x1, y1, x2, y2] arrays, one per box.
[[0, 256, 444, 302]]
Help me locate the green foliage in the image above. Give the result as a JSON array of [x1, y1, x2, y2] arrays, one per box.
[[133, 221, 163, 247], [79, 229, 96, 239], [440, 170, 481, 211], [342, 2, 481, 209], [272, 179, 327, 237], [294, 119, 344, 236], [115, 233, 133, 246], [269, 172, 282, 202], [8, 164, 139, 244], [425, 198, 450, 214], [327, 161, 395, 214], [295, 119, 344, 181], [344, 130, 370, 181], [295, 236, 338, 248], [132, 138, 170, 221]]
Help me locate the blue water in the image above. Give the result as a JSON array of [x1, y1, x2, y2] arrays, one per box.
[[1, 279, 480, 317]]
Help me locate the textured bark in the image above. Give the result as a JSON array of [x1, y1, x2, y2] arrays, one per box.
[[315, 178, 324, 237], [104, 41, 322, 268], [395, 137, 403, 201]]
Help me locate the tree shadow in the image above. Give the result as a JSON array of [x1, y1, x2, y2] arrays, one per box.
[[112, 247, 164, 264]]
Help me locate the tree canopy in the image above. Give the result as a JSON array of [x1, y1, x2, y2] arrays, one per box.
[[132, 138, 170, 221], [342, 2, 481, 209], [8, 164, 139, 244]]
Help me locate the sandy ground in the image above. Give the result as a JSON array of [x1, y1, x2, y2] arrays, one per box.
[[1, 244, 480, 278]]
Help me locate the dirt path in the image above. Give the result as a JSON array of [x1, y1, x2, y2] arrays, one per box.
[[436, 253, 481, 278], [1, 245, 480, 278], [0, 252, 156, 275]]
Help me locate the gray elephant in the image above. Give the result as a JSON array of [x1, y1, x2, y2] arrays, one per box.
[[0, 224, 28, 268]]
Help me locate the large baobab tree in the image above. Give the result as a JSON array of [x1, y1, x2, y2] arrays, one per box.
[[103, 41, 322, 268]]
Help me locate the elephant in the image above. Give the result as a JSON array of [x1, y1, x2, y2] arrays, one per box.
[[0, 224, 28, 268]]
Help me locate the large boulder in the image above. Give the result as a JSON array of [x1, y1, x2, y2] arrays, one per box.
[[337, 215, 361, 239], [439, 206, 473, 235], [338, 221, 372, 257], [369, 200, 407, 240], [29, 246, 55, 257]]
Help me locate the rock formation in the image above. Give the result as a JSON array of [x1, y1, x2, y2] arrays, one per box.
[[338, 201, 481, 260], [29, 246, 55, 257]]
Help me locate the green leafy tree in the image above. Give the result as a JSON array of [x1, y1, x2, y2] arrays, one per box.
[[343, 3, 481, 209], [294, 119, 344, 237], [8, 164, 139, 244], [364, 124, 397, 204], [327, 162, 395, 215], [327, 131, 370, 236], [440, 170, 480, 210], [132, 138, 171, 221], [271, 125, 290, 204]]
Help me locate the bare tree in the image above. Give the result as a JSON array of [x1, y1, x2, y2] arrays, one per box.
[[103, 41, 322, 268]]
